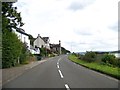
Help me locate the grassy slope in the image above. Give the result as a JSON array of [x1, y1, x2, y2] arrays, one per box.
[[68, 54, 120, 80]]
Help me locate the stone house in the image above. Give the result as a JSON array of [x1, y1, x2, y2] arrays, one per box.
[[50, 40, 61, 55]]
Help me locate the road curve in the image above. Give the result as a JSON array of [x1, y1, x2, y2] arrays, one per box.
[[2, 55, 119, 89]]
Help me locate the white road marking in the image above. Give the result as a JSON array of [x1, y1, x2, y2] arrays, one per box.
[[58, 70, 64, 78], [65, 84, 70, 90], [57, 65, 59, 69], [57, 58, 61, 65]]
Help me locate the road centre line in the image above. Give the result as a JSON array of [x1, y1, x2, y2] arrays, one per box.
[[58, 70, 64, 78], [57, 64, 59, 69], [57, 58, 61, 65], [65, 84, 70, 90]]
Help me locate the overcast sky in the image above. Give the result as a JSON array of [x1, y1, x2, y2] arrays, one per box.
[[14, 0, 119, 52]]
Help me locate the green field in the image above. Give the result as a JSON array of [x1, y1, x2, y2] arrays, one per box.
[[68, 54, 120, 79]]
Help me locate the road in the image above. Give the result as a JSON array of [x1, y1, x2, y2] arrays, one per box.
[[2, 55, 119, 89]]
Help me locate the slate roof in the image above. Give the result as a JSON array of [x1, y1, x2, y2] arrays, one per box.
[[42, 37, 49, 43], [16, 28, 30, 36]]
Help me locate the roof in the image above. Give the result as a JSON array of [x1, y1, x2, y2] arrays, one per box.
[[42, 37, 49, 43], [50, 44, 60, 48], [16, 28, 30, 36]]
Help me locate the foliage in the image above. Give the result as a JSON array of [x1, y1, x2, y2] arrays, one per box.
[[82, 51, 96, 62], [2, 2, 28, 68], [101, 54, 115, 64], [2, 30, 22, 68], [68, 54, 120, 79], [29, 34, 35, 46], [61, 47, 70, 54], [101, 54, 120, 67], [2, 2, 24, 33], [19, 43, 29, 64], [40, 47, 46, 57]]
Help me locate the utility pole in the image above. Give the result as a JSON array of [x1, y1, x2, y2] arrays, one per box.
[[71, 42, 72, 53], [59, 40, 61, 55]]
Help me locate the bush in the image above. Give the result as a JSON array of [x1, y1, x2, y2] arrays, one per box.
[[113, 58, 120, 67], [101, 54, 118, 67], [82, 51, 96, 62], [40, 47, 47, 57], [19, 43, 29, 64], [2, 30, 23, 68]]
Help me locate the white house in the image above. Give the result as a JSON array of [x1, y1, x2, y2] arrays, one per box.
[[34, 34, 45, 48], [12, 28, 40, 54], [34, 34, 50, 50], [12, 28, 30, 50], [42, 37, 50, 50]]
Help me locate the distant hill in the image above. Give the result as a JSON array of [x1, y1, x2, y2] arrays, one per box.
[[110, 50, 120, 53], [76, 50, 120, 55]]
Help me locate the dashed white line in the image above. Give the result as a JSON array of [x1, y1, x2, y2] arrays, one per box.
[[58, 70, 64, 78], [57, 58, 61, 65], [65, 84, 70, 90], [57, 65, 59, 69]]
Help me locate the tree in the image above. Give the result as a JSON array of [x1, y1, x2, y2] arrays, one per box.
[[2, 2, 24, 33], [2, 2, 26, 68]]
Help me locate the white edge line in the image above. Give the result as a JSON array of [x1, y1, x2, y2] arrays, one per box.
[[58, 70, 64, 78], [65, 84, 70, 90]]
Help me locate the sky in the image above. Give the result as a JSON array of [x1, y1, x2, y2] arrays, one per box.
[[14, 0, 119, 52]]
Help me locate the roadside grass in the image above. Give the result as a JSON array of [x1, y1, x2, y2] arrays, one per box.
[[68, 54, 120, 80]]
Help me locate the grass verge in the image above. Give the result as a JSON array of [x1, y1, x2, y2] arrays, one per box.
[[68, 54, 120, 80]]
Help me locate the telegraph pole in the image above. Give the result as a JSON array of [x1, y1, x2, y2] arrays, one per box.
[[59, 40, 61, 55]]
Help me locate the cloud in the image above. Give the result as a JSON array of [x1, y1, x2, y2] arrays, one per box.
[[68, 0, 96, 11], [68, 2, 85, 11], [14, 0, 119, 52], [109, 22, 118, 32], [73, 29, 93, 36]]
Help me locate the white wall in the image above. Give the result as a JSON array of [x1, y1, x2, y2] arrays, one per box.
[[12, 30, 30, 50], [34, 37, 45, 48], [45, 43, 50, 50]]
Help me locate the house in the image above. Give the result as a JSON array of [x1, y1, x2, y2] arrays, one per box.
[[34, 34, 45, 48], [42, 37, 50, 50], [33, 34, 50, 50], [13, 28, 30, 50], [12, 28, 40, 54], [50, 40, 61, 55]]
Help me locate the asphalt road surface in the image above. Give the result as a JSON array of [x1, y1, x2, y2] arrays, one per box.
[[2, 55, 119, 89]]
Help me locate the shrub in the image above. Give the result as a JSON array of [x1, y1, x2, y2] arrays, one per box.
[[82, 51, 96, 62], [101, 54, 117, 67], [113, 58, 120, 67], [2, 30, 23, 68], [19, 43, 30, 64]]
